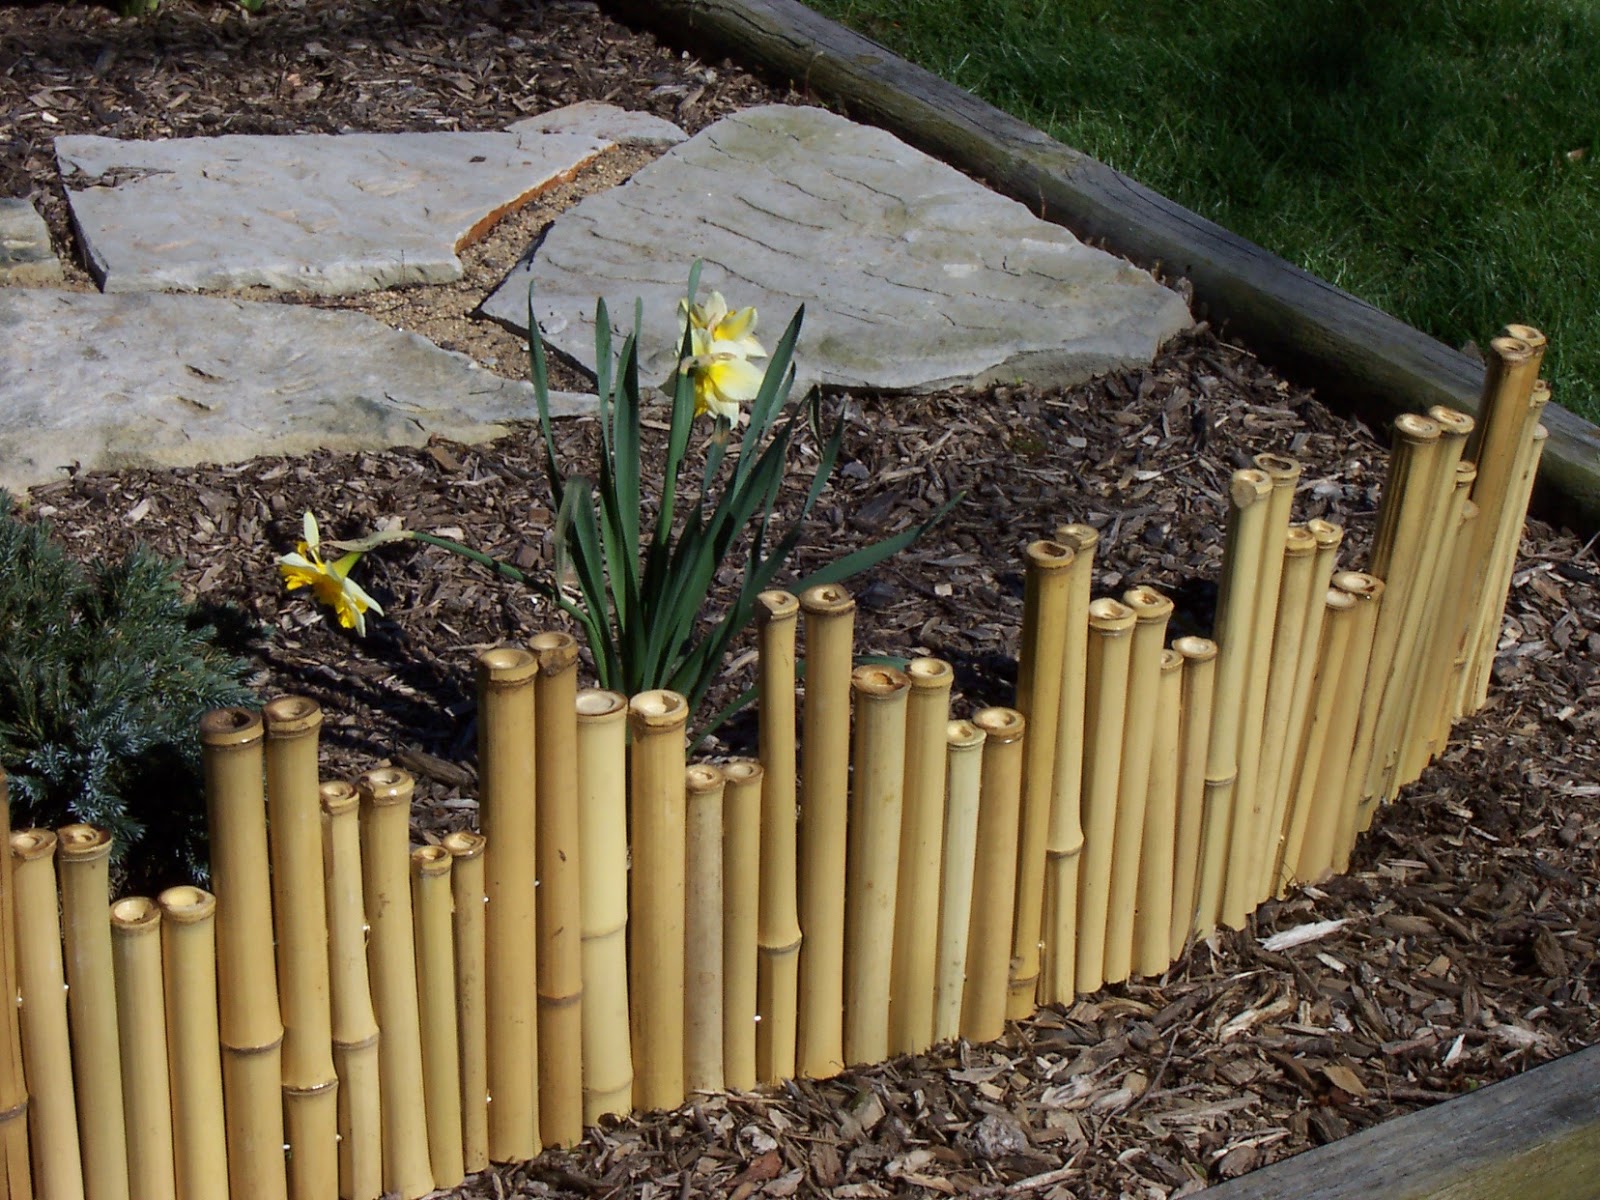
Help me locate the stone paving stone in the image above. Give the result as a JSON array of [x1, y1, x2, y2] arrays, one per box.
[[0, 197, 63, 286], [507, 101, 687, 147], [0, 290, 593, 495], [56, 128, 610, 296], [482, 104, 1192, 395]]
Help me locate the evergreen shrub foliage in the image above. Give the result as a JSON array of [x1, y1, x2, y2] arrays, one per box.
[[0, 493, 254, 884]]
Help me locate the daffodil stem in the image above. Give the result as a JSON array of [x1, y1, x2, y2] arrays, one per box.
[[408, 532, 543, 591]]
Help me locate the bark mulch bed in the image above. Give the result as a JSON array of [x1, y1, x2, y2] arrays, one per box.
[[4, 2, 1598, 1198]]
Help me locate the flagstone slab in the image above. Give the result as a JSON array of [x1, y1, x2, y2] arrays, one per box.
[[482, 104, 1191, 394], [0, 290, 593, 495], [56, 128, 611, 296], [507, 101, 687, 147], [0, 198, 62, 286]]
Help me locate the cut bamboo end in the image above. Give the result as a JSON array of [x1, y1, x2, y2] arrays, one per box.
[[629, 689, 690, 1111], [935, 719, 987, 1043], [962, 707, 1026, 1045], [844, 666, 910, 1066], [720, 759, 763, 1092], [411, 845, 464, 1190], [685, 763, 727, 1095], [1134, 649, 1184, 978], [110, 896, 176, 1200], [890, 656, 953, 1055], [1168, 636, 1218, 957]]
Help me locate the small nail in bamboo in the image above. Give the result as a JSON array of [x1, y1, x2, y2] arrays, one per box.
[[684, 764, 726, 1094], [110, 897, 176, 1200], [754, 592, 802, 1083], [934, 721, 987, 1044], [960, 707, 1026, 1045], [1167, 637, 1218, 958], [157, 886, 228, 1200], [720, 760, 764, 1091], [1134, 649, 1184, 978], [410, 846, 463, 1190], [0, 774, 31, 1200], [443, 831, 488, 1171]]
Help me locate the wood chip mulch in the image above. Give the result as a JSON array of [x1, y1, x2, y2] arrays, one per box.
[[3, 2, 1597, 1198]]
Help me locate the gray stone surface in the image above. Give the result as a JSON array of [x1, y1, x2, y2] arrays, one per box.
[[0, 290, 593, 494], [57, 129, 611, 295], [0, 197, 63, 286], [507, 101, 686, 147], [482, 104, 1191, 394]]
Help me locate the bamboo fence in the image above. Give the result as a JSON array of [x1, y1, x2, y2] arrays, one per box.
[[0, 332, 1550, 1198]]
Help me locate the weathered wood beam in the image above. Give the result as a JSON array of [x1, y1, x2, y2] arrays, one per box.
[[602, 0, 1600, 532]]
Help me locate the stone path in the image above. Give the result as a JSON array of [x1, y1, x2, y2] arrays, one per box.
[[1, 102, 1192, 494]]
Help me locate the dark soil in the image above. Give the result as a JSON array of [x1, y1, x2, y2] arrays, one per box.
[[3, 3, 1597, 1198]]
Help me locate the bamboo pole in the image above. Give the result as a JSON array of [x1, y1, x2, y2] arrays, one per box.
[[156, 887, 228, 1200], [0, 774, 30, 1200], [1333, 574, 1389, 865], [109, 897, 176, 1200], [262, 696, 338, 1200], [684, 764, 726, 1095], [57, 824, 131, 1200], [754, 591, 801, 1084], [474, 647, 540, 1162], [1432, 499, 1483, 754], [1134, 649, 1184, 978], [960, 707, 1026, 1045], [1247, 525, 1318, 905], [357, 768, 433, 1200], [843, 666, 910, 1067], [933, 720, 987, 1044], [720, 759, 764, 1091], [443, 831, 489, 1173], [1263, 519, 1343, 896], [1464, 330, 1544, 467], [410, 846, 463, 1190], [796, 583, 854, 1080], [200, 707, 288, 1200], [11, 831, 83, 1200], [1040, 523, 1098, 1006], [1007, 540, 1074, 1020], [889, 657, 952, 1055], [319, 781, 382, 1200], [1193, 469, 1272, 933], [1075, 597, 1137, 995], [628, 689, 690, 1112], [1167, 638, 1218, 959], [574, 689, 632, 1123], [530, 631, 583, 1149], [1103, 586, 1173, 983], [1221, 454, 1299, 929]]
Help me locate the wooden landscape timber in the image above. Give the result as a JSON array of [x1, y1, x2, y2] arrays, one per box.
[[600, 0, 1600, 534]]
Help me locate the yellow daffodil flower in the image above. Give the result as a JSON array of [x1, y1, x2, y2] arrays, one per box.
[[677, 289, 768, 421], [277, 510, 383, 636]]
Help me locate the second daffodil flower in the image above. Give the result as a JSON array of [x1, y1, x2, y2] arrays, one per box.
[[677, 289, 768, 421], [277, 510, 384, 636]]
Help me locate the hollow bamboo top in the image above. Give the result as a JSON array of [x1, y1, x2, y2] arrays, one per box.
[[1533, 423, 1550, 442], [1122, 585, 1174, 623], [1173, 635, 1218, 664], [685, 764, 725, 796], [411, 844, 453, 878], [10, 829, 56, 863], [851, 664, 911, 700], [320, 779, 360, 818], [1427, 406, 1476, 441], [721, 759, 764, 786], [1087, 596, 1137, 635], [946, 719, 987, 751], [1500, 323, 1546, 350], [1323, 588, 1357, 614], [1307, 518, 1344, 550], [262, 694, 323, 738], [1227, 468, 1273, 510], [530, 630, 579, 674], [757, 589, 800, 623], [158, 885, 218, 925], [1053, 522, 1100, 554], [1252, 452, 1302, 485], [1461, 500, 1480, 524], [1489, 334, 1536, 366], [1392, 412, 1441, 446], [200, 705, 264, 748], [1160, 648, 1183, 674], [57, 823, 112, 863], [629, 689, 689, 732], [972, 706, 1025, 744], [576, 688, 628, 725], [1530, 382, 1552, 413], [1332, 571, 1385, 602], [110, 896, 161, 935], [799, 582, 854, 617], [1024, 539, 1075, 574], [358, 766, 415, 809], [442, 830, 487, 862], [1454, 462, 1479, 490], [906, 657, 954, 692], [477, 646, 538, 688], [1283, 525, 1318, 557]]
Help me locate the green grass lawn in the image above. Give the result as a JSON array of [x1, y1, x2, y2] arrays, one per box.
[[808, 0, 1600, 423]]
